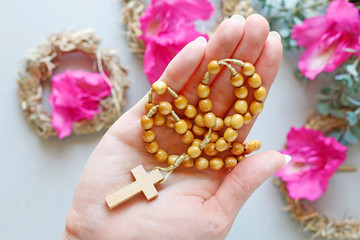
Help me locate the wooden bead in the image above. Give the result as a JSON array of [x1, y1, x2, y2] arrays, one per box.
[[234, 86, 248, 99], [238, 155, 245, 162], [194, 113, 205, 127], [181, 130, 194, 144], [166, 115, 176, 128], [154, 149, 168, 162], [182, 159, 195, 168], [225, 156, 238, 169], [174, 95, 188, 110], [248, 73, 262, 89], [142, 129, 155, 143], [242, 62, 255, 76], [230, 73, 244, 87], [210, 158, 224, 170], [215, 137, 228, 152], [152, 81, 167, 95], [192, 124, 206, 136], [188, 145, 201, 158], [250, 101, 263, 115], [184, 118, 193, 129], [204, 143, 218, 156], [243, 111, 253, 124], [234, 100, 248, 114], [145, 102, 154, 112], [213, 117, 224, 131], [230, 114, 244, 130], [254, 86, 267, 102], [192, 139, 202, 146], [208, 60, 221, 75], [231, 142, 244, 155], [141, 116, 153, 130], [168, 155, 178, 165], [224, 127, 238, 142], [199, 98, 212, 113], [195, 157, 209, 170], [184, 104, 197, 118], [224, 116, 232, 128], [159, 101, 172, 115], [154, 113, 165, 126], [208, 130, 219, 143], [243, 141, 254, 154], [197, 84, 210, 98], [204, 112, 216, 128], [175, 119, 188, 134], [145, 141, 159, 154], [252, 139, 261, 151]]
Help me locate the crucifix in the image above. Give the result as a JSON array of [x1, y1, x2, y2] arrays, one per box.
[[105, 165, 164, 209]]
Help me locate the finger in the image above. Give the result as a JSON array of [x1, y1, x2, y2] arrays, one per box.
[[209, 14, 270, 117], [204, 151, 289, 220]]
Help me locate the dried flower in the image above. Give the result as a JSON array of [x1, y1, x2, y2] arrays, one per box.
[[49, 70, 111, 139], [291, 0, 360, 80], [275, 127, 347, 201], [139, 0, 214, 84]]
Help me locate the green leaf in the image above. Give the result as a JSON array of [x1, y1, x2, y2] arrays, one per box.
[[343, 129, 359, 145], [329, 108, 345, 118], [346, 111, 358, 126], [316, 94, 331, 100], [351, 126, 360, 138], [293, 16, 303, 25], [318, 102, 330, 115], [347, 96, 360, 107], [320, 86, 333, 94], [328, 131, 342, 141], [279, 28, 291, 38], [346, 63, 359, 77]]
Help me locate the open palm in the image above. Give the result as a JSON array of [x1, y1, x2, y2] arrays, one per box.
[[63, 14, 284, 240]]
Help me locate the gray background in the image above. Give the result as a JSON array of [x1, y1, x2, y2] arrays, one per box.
[[1, 0, 359, 239]]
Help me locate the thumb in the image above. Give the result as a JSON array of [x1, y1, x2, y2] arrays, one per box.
[[205, 151, 291, 219]]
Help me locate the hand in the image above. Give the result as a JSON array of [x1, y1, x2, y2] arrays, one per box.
[[63, 14, 284, 240]]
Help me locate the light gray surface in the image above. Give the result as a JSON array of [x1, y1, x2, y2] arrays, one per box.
[[1, 1, 359, 239]]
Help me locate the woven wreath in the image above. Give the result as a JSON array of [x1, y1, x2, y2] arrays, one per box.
[[17, 29, 129, 138]]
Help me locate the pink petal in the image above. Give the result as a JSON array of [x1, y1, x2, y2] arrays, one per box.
[[326, 0, 360, 27], [291, 16, 326, 47]]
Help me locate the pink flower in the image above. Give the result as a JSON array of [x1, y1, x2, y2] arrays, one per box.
[[291, 0, 360, 80], [139, 0, 214, 84], [275, 127, 347, 201], [49, 70, 111, 139]]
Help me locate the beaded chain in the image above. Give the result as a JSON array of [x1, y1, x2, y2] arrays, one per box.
[[141, 59, 266, 182]]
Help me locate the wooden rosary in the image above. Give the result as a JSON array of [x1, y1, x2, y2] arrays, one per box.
[[106, 59, 266, 209]]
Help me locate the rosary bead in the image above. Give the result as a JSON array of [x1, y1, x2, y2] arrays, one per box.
[[184, 104, 197, 118], [154, 149, 168, 162], [242, 62, 255, 76], [141, 116, 153, 130], [152, 81, 167, 95], [208, 130, 219, 143], [188, 145, 201, 158], [249, 101, 263, 115], [146, 141, 159, 154], [204, 112, 216, 128], [145, 102, 154, 112], [234, 85, 248, 99], [174, 95, 188, 110], [166, 115, 176, 128], [184, 118, 193, 129], [175, 119, 188, 134], [231, 142, 244, 155], [215, 137, 229, 152], [252, 139, 261, 151], [208, 60, 221, 75], [225, 156, 238, 169], [192, 124, 206, 136], [204, 143, 218, 156], [154, 113, 166, 126], [199, 98, 213, 113], [210, 158, 224, 170], [248, 73, 262, 89], [197, 84, 211, 98], [182, 159, 195, 168], [224, 127, 238, 142], [192, 139, 202, 146], [238, 155, 245, 162], [243, 111, 253, 124], [243, 141, 254, 154], [224, 116, 232, 128], [194, 113, 205, 127], [195, 157, 209, 170], [230, 114, 244, 130], [213, 117, 224, 131], [254, 86, 267, 102], [159, 101, 172, 115], [142, 129, 155, 143], [230, 73, 244, 87], [234, 100, 248, 114], [181, 130, 194, 144], [168, 155, 178, 165]]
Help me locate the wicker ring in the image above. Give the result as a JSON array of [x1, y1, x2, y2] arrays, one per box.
[[17, 29, 129, 138]]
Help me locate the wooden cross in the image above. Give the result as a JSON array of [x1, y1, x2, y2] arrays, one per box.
[[105, 165, 164, 209]]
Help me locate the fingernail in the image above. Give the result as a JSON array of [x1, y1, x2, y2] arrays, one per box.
[[194, 36, 207, 44], [231, 14, 246, 24], [269, 31, 281, 40], [282, 154, 292, 167]]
